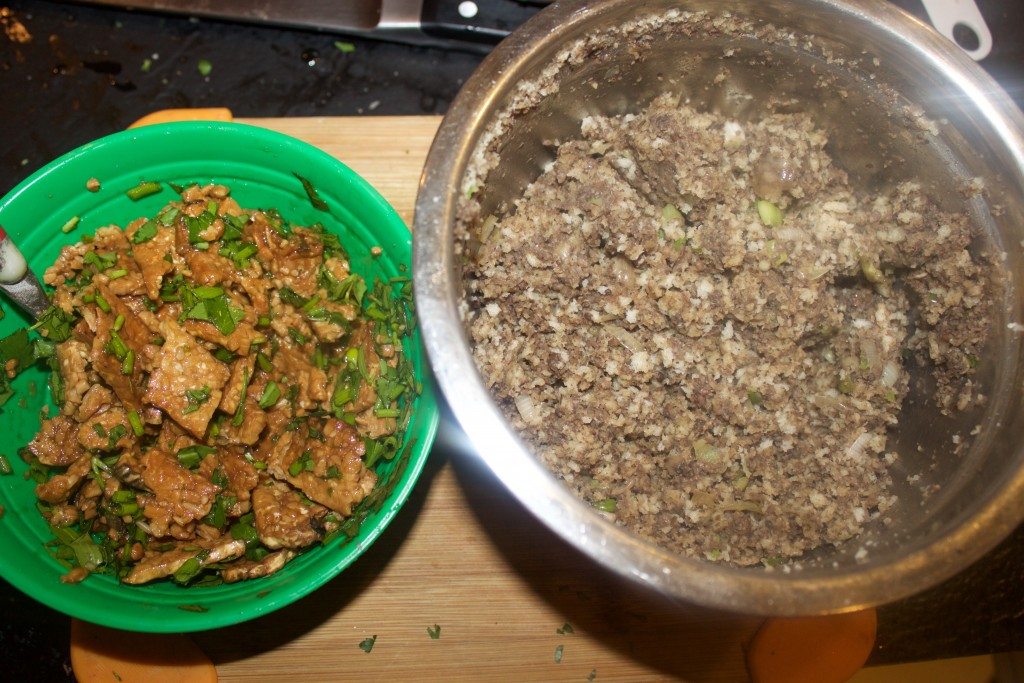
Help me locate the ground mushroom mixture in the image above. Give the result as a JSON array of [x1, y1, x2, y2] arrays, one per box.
[[464, 94, 993, 565], [22, 182, 415, 585]]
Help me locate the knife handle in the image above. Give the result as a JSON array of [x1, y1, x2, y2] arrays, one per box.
[[419, 0, 543, 43]]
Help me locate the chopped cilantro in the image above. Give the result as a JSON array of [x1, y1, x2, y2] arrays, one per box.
[[31, 306, 75, 342], [131, 220, 159, 244], [183, 386, 212, 414], [427, 624, 441, 639], [358, 635, 377, 653], [334, 41, 356, 53], [197, 59, 212, 76], [556, 622, 575, 635]]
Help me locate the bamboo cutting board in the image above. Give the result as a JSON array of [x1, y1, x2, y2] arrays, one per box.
[[199, 115, 759, 682]]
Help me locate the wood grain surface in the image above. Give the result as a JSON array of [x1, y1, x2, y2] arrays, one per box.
[[201, 116, 759, 682]]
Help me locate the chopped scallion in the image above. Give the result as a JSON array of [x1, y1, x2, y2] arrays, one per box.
[[60, 216, 80, 234], [127, 410, 144, 437], [126, 181, 162, 201]]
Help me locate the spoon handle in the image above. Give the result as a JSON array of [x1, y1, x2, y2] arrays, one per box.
[[0, 226, 50, 320]]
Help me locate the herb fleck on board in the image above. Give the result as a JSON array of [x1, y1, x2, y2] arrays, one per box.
[[358, 635, 377, 653]]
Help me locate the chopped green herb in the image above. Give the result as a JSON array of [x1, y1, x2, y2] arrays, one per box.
[[183, 386, 211, 414], [554, 645, 564, 664], [288, 450, 313, 477], [747, 390, 764, 406], [176, 444, 215, 469], [426, 624, 441, 639], [358, 635, 377, 653], [255, 352, 273, 373], [60, 215, 80, 234], [197, 59, 213, 76], [556, 622, 575, 635], [95, 295, 111, 314], [334, 41, 356, 53], [141, 57, 152, 73], [177, 604, 208, 613], [172, 556, 205, 585], [106, 424, 127, 449], [131, 220, 159, 244], [293, 172, 329, 212], [594, 498, 617, 513], [756, 199, 783, 227], [230, 514, 260, 546], [112, 314, 125, 332], [213, 347, 235, 363], [588, 670, 597, 681], [127, 410, 144, 437], [126, 181, 162, 201], [194, 286, 224, 300], [258, 381, 281, 409]]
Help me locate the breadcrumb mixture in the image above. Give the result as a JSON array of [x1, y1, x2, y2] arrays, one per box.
[[464, 95, 992, 565]]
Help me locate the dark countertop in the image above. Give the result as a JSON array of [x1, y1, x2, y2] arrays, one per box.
[[2, 1, 1023, 680]]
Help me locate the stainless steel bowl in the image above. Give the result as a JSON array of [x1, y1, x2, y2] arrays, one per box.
[[413, 0, 1024, 614]]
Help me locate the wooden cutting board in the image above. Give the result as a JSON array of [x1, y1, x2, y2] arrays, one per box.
[[199, 115, 759, 682]]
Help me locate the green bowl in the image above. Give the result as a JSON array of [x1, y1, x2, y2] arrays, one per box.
[[0, 122, 438, 632]]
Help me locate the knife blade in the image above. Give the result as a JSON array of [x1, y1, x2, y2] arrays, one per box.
[[65, 0, 545, 52]]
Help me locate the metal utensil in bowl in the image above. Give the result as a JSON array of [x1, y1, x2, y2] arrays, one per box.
[[0, 226, 49, 319], [414, 0, 1024, 615]]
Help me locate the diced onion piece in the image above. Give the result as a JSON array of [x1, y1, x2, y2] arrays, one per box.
[[478, 214, 498, 243], [845, 431, 872, 460], [859, 255, 886, 284], [693, 438, 719, 462], [662, 204, 684, 223], [606, 324, 641, 353], [514, 394, 541, 425], [880, 361, 900, 387], [861, 340, 879, 371]]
